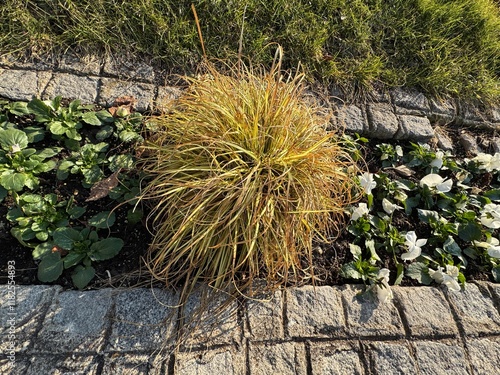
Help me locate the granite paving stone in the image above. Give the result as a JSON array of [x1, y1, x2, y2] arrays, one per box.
[[155, 86, 183, 112], [335, 104, 367, 134], [249, 342, 306, 375], [0, 69, 52, 101], [445, 283, 500, 336], [246, 290, 284, 341], [34, 289, 113, 353], [24, 354, 100, 375], [107, 288, 178, 352], [391, 88, 430, 116], [414, 341, 471, 375], [43, 72, 99, 103], [466, 337, 500, 374], [393, 287, 458, 338], [103, 353, 164, 375], [0, 285, 60, 354], [175, 346, 245, 375], [309, 342, 364, 375], [99, 78, 155, 112], [286, 286, 345, 338], [366, 103, 399, 139], [341, 285, 405, 338], [395, 115, 434, 141], [434, 127, 455, 151], [58, 53, 102, 76], [103, 54, 155, 82], [429, 97, 457, 119], [0, 357, 30, 375], [369, 342, 418, 375], [181, 287, 241, 348]]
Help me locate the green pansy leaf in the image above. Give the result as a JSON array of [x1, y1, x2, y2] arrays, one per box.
[[90, 237, 124, 261], [27, 98, 53, 121], [484, 189, 500, 202], [349, 243, 362, 260], [82, 166, 103, 185], [0, 172, 27, 191], [23, 126, 46, 143], [366, 239, 381, 261], [88, 211, 116, 229], [71, 265, 96, 289], [49, 121, 67, 135], [119, 130, 140, 142], [96, 125, 114, 141], [37, 252, 63, 282], [33, 242, 55, 260], [458, 222, 482, 242], [7, 101, 30, 116], [67, 205, 86, 219], [108, 154, 134, 171], [0, 128, 29, 151], [417, 209, 439, 224], [0, 186, 6, 202], [65, 127, 82, 141], [443, 236, 462, 256], [394, 263, 404, 285], [6, 206, 23, 222], [36, 147, 61, 159], [406, 262, 432, 285], [63, 253, 86, 269], [341, 262, 362, 280], [126, 208, 143, 224], [95, 110, 115, 122], [492, 265, 500, 283], [82, 112, 102, 126], [35, 231, 49, 241], [53, 227, 82, 250]]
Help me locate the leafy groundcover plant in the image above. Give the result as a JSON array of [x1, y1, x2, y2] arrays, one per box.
[[0, 97, 147, 289], [138, 61, 361, 299], [343, 139, 500, 302]]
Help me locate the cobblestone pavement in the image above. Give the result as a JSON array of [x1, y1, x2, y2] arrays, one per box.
[[1, 54, 500, 374], [1, 283, 500, 374]]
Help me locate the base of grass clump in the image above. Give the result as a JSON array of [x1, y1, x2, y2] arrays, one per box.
[[138, 59, 360, 298]]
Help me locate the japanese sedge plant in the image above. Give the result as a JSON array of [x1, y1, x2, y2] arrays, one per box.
[[138, 55, 360, 299]]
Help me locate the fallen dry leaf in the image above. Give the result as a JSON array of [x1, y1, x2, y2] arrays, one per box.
[[86, 172, 120, 202]]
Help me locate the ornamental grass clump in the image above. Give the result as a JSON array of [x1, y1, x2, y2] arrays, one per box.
[[139, 62, 360, 296]]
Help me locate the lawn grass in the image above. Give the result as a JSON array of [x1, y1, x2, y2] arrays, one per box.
[[1, 0, 499, 102]]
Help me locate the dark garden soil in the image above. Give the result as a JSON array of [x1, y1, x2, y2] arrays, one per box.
[[0, 109, 497, 290]]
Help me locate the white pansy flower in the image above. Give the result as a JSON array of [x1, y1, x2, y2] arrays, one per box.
[[10, 143, 21, 153], [419, 173, 453, 193], [488, 244, 500, 259], [429, 265, 461, 292], [472, 152, 500, 172], [359, 172, 376, 195], [350, 203, 369, 221], [473, 236, 499, 249], [394, 190, 408, 202], [430, 151, 444, 169], [401, 231, 427, 260], [480, 203, 500, 229], [382, 198, 402, 214], [375, 268, 393, 303]]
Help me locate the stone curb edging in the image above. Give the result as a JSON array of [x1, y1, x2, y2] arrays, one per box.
[[1, 283, 500, 374], [1, 53, 500, 153]]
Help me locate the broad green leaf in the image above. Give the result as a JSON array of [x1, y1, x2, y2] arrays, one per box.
[[443, 236, 462, 256], [90, 237, 124, 260], [27, 98, 53, 121], [95, 110, 115, 122], [0, 172, 27, 191], [53, 227, 82, 250], [33, 242, 55, 260], [417, 209, 439, 224], [72, 265, 96, 289], [108, 154, 134, 171], [349, 243, 362, 260], [82, 112, 102, 126], [65, 127, 82, 141], [366, 239, 381, 261], [37, 253, 63, 282], [96, 125, 114, 141], [58, 159, 74, 171], [458, 222, 482, 242], [341, 263, 362, 280], [63, 253, 86, 268], [0, 186, 6, 202], [406, 262, 432, 285], [49, 121, 67, 135], [67, 205, 86, 219], [119, 130, 140, 142], [394, 263, 404, 285], [82, 166, 103, 185], [484, 189, 500, 202], [126, 208, 143, 224], [35, 231, 49, 241], [88, 211, 116, 229], [36, 147, 61, 159], [6, 206, 23, 221], [24, 126, 45, 143], [7, 102, 30, 116], [0, 128, 29, 151]]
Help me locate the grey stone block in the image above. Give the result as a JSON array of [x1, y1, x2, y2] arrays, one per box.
[[154, 86, 183, 112], [366, 103, 399, 139], [34, 289, 113, 353], [369, 342, 418, 375], [0, 54, 56, 70], [107, 288, 178, 352], [434, 127, 454, 151], [99, 78, 155, 112], [341, 285, 405, 338], [489, 105, 500, 123], [429, 97, 457, 118], [458, 102, 487, 123], [445, 283, 500, 337], [0, 285, 59, 354], [467, 337, 500, 374], [249, 342, 306, 375], [459, 132, 482, 155], [393, 287, 458, 338], [491, 137, 500, 153], [391, 88, 430, 115], [43, 73, 99, 103], [310, 342, 363, 375], [0, 69, 52, 101], [0, 357, 30, 375], [286, 286, 345, 338], [180, 287, 241, 347], [414, 341, 470, 375], [335, 104, 367, 134], [103, 353, 164, 375], [246, 290, 284, 341], [176, 347, 245, 375], [24, 355, 100, 375], [395, 115, 434, 141], [103, 54, 155, 82], [58, 53, 102, 76]]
